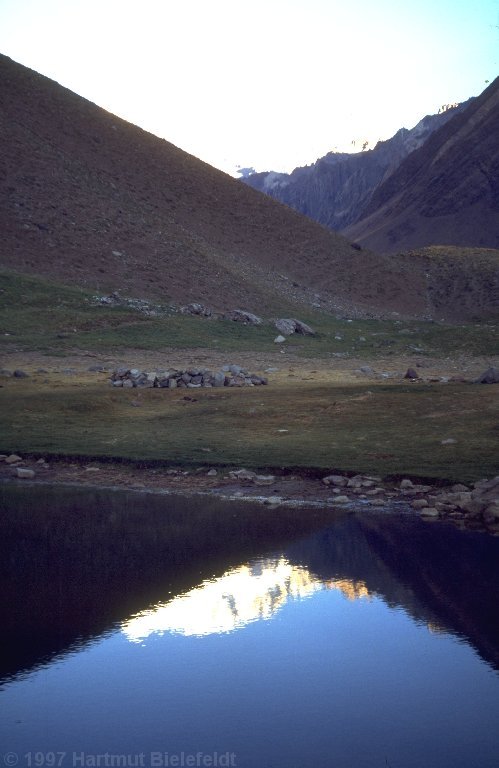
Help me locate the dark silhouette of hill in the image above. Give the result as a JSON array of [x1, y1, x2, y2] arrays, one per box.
[[345, 77, 499, 253], [0, 53, 424, 318]]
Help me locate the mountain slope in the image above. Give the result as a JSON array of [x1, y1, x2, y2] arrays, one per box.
[[242, 104, 468, 231], [0, 53, 425, 319], [345, 78, 499, 253]]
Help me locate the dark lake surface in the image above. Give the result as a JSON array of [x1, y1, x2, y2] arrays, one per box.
[[1, 482, 499, 768]]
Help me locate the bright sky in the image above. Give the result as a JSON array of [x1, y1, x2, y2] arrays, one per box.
[[0, 0, 497, 174]]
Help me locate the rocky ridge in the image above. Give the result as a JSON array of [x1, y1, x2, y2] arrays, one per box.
[[242, 102, 470, 232]]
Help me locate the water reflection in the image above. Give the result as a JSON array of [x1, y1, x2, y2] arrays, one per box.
[[123, 558, 376, 640], [2, 481, 499, 680], [123, 559, 323, 639], [3, 482, 499, 767]]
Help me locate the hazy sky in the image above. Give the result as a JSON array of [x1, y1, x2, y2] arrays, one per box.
[[0, 0, 497, 174]]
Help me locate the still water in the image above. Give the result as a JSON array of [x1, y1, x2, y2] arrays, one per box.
[[1, 483, 499, 768]]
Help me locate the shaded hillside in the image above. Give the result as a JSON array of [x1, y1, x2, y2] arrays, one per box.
[[242, 104, 467, 231], [0, 54, 425, 319], [345, 77, 499, 253]]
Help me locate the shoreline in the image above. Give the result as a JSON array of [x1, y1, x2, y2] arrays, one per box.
[[1, 453, 497, 535]]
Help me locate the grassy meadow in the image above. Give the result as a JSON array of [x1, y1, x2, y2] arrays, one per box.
[[1, 270, 498, 483]]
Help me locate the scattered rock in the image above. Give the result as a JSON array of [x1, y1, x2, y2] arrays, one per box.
[[225, 309, 262, 326], [483, 504, 499, 523], [474, 367, 499, 384], [265, 496, 282, 506], [5, 454, 23, 464], [332, 495, 350, 503], [441, 438, 457, 445], [347, 475, 364, 488], [420, 507, 440, 518], [0, 369, 12, 377], [412, 499, 429, 509], [207, 469, 218, 476], [275, 318, 315, 336], [180, 302, 212, 317], [110, 365, 267, 389], [253, 475, 276, 486], [13, 369, 29, 378], [275, 319, 296, 336], [15, 467, 35, 479], [274, 335, 286, 344], [322, 475, 347, 486], [229, 469, 257, 481], [404, 368, 419, 380], [93, 291, 166, 317], [400, 479, 414, 489]]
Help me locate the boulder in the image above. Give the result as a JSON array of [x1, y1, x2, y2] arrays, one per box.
[[225, 309, 262, 325], [274, 335, 286, 343], [5, 454, 23, 464], [404, 368, 419, 380], [412, 499, 429, 509], [230, 469, 257, 481], [15, 468, 35, 479], [400, 479, 414, 489], [275, 318, 316, 336], [322, 474, 347, 487], [474, 367, 499, 384], [254, 475, 276, 486], [213, 372, 226, 387], [275, 319, 297, 335], [180, 303, 212, 317], [294, 319, 316, 336], [347, 475, 364, 488], [420, 507, 439, 517]]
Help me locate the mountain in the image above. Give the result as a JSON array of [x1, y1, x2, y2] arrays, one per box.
[[0, 53, 423, 319], [345, 77, 499, 253], [1, 54, 497, 321], [241, 103, 469, 232]]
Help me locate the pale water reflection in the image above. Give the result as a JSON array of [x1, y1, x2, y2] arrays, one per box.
[[123, 559, 323, 639]]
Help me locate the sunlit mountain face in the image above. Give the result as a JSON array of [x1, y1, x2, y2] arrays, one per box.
[[122, 557, 372, 640]]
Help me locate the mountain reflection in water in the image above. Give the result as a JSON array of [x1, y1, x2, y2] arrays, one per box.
[[1, 481, 499, 683], [122, 558, 372, 640]]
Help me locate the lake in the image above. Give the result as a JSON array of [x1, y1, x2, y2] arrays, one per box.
[[1, 482, 499, 768]]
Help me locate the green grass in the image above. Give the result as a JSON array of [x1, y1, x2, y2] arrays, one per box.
[[2, 270, 497, 483], [1, 270, 498, 358], [1, 378, 497, 483]]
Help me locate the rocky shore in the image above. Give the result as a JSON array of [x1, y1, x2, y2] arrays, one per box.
[[1, 453, 498, 535]]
